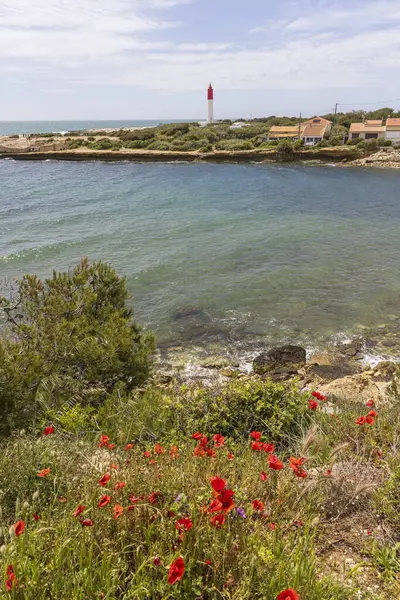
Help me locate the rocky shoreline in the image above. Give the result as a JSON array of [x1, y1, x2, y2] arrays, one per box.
[[350, 147, 400, 169]]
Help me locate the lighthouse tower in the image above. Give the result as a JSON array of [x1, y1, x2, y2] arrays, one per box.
[[207, 83, 214, 124]]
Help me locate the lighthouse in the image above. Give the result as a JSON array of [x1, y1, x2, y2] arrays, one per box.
[[207, 83, 214, 124]]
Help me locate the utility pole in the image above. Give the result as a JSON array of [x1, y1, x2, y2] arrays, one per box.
[[334, 102, 339, 124], [298, 112, 302, 140]]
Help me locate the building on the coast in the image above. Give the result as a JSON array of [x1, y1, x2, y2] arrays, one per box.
[[348, 120, 386, 141], [207, 83, 214, 124], [267, 117, 332, 145], [385, 118, 400, 143]]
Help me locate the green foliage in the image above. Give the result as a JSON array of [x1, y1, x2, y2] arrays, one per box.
[[317, 139, 330, 148], [215, 139, 253, 151], [375, 464, 400, 535], [0, 259, 155, 436], [277, 139, 294, 155], [228, 124, 267, 140], [365, 138, 379, 150], [329, 125, 348, 140], [67, 139, 84, 149], [87, 137, 121, 150], [293, 139, 304, 150], [378, 139, 393, 147]]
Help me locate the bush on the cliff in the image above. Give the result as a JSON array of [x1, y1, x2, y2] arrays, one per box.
[[215, 139, 253, 151], [0, 259, 155, 436], [277, 139, 294, 155]]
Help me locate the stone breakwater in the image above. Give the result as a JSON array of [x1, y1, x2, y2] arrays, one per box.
[[351, 148, 400, 169]]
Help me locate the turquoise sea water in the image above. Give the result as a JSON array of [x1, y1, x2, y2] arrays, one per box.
[[1, 159, 400, 351], [0, 120, 198, 136]]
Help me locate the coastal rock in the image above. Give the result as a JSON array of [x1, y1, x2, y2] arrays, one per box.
[[300, 350, 362, 386], [337, 339, 362, 357], [173, 306, 205, 321], [253, 345, 306, 375]]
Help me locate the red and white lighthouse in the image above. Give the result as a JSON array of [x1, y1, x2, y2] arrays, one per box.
[[207, 83, 214, 124]]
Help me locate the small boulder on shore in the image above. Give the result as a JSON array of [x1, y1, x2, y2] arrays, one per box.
[[253, 345, 306, 376]]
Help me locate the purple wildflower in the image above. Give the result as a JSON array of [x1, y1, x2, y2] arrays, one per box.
[[236, 507, 247, 519]]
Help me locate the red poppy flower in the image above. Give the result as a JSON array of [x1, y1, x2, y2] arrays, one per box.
[[169, 445, 180, 460], [148, 491, 161, 505], [263, 443, 275, 454], [98, 495, 111, 508], [74, 505, 86, 518], [210, 514, 225, 528], [154, 443, 165, 455], [213, 434, 225, 448], [199, 436, 208, 448], [205, 559, 212, 566], [308, 399, 319, 410], [208, 498, 224, 513], [206, 448, 217, 458], [251, 441, 263, 451], [355, 416, 366, 425], [368, 410, 377, 417], [193, 446, 206, 457], [324, 469, 332, 477], [192, 432, 203, 440], [107, 443, 115, 450], [98, 434, 110, 447], [129, 496, 139, 505], [269, 455, 284, 471], [227, 452, 234, 460], [269, 522, 277, 530], [252, 499, 265, 512], [43, 426, 55, 435], [113, 504, 124, 519], [98, 473, 111, 486], [312, 391, 326, 401], [366, 399, 374, 407], [5, 573, 17, 591], [250, 431, 261, 440], [153, 557, 161, 566], [176, 516, 193, 532], [260, 471, 268, 481], [367, 529, 372, 535], [37, 467, 51, 477], [81, 518, 93, 527], [143, 450, 151, 458], [33, 513, 39, 521], [210, 476, 226, 493], [114, 481, 126, 491], [216, 488, 235, 513], [366, 416, 375, 425], [125, 443, 134, 450], [277, 589, 299, 600], [168, 556, 185, 584], [14, 520, 25, 536]]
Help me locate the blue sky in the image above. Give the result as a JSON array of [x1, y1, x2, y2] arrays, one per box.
[[2, 0, 400, 120]]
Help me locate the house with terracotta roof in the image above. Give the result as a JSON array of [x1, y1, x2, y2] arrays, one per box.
[[267, 117, 332, 146], [301, 117, 332, 146], [349, 120, 385, 141], [385, 118, 400, 143]]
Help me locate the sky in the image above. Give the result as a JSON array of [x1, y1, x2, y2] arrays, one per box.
[[1, 0, 400, 120]]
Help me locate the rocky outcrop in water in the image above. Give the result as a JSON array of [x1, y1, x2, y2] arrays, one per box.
[[253, 345, 307, 377], [351, 148, 400, 169]]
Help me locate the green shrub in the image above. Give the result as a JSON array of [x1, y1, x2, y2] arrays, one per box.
[[365, 138, 379, 150], [0, 259, 155, 436], [123, 139, 150, 149], [316, 139, 330, 148], [277, 139, 294, 155], [227, 124, 267, 140], [215, 139, 253, 151], [375, 465, 400, 535], [378, 138, 393, 147], [329, 136, 342, 146], [146, 140, 171, 151], [67, 139, 84, 149], [356, 139, 366, 149], [293, 139, 304, 150], [87, 136, 95, 141]]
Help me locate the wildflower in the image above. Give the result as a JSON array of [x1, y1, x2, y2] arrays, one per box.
[[277, 589, 299, 600], [355, 416, 366, 425], [143, 450, 151, 458], [168, 556, 185, 584], [227, 452, 234, 460], [263, 443, 275, 454], [205, 560, 212, 566], [125, 443, 134, 450], [129, 496, 140, 505], [260, 471, 268, 481], [114, 481, 126, 491], [308, 399, 319, 410], [14, 520, 25, 536], [210, 476, 226, 493], [213, 434, 225, 448], [192, 432, 203, 440], [43, 426, 55, 435], [217, 488, 235, 513], [268, 455, 284, 471], [251, 441, 263, 451], [113, 504, 124, 519], [169, 445, 180, 460], [269, 522, 277, 530], [107, 443, 115, 450], [58, 496, 68, 503], [98, 495, 111, 508], [289, 457, 307, 479], [5, 565, 18, 590], [250, 431, 261, 440], [153, 557, 161, 567], [33, 513, 39, 521], [252, 499, 265, 512], [37, 467, 51, 477], [111, 463, 119, 470], [155, 443, 165, 455], [81, 518, 93, 527], [368, 410, 377, 417], [323, 469, 333, 477], [236, 507, 247, 519], [292, 520, 304, 528], [366, 399, 374, 407], [148, 491, 161, 505], [208, 498, 224, 513], [206, 448, 217, 458], [312, 391, 326, 401], [176, 517, 193, 532], [210, 514, 225, 528], [98, 434, 110, 447], [98, 473, 111, 487], [366, 416, 375, 425], [367, 529, 372, 535], [74, 505, 86, 518]]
